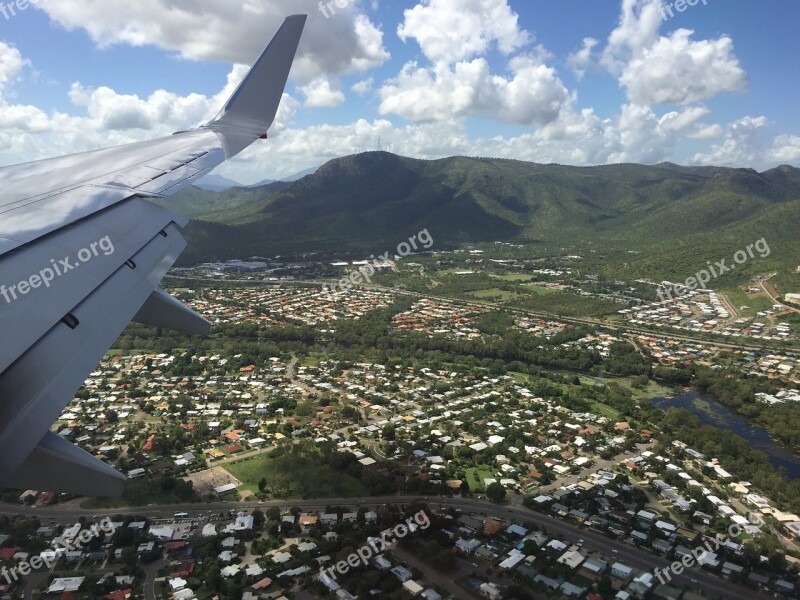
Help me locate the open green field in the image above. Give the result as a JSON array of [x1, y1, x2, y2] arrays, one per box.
[[224, 451, 368, 499], [724, 288, 776, 317], [508, 371, 530, 383], [490, 274, 534, 282], [466, 288, 518, 300], [465, 465, 494, 492], [589, 401, 622, 420], [522, 283, 556, 295]]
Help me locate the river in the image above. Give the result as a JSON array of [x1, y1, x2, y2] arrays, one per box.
[[651, 390, 800, 478]]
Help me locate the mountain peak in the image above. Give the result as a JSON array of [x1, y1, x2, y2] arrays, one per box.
[[316, 151, 404, 179]]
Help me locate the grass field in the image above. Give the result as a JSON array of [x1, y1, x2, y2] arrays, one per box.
[[224, 451, 367, 499], [724, 288, 775, 317], [508, 371, 530, 383], [466, 288, 518, 300], [465, 465, 495, 492], [589, 401, 622, 420], [522, 284, 556, 295]]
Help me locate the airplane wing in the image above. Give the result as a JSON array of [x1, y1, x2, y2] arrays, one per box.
[[0, 15, 307, 497]]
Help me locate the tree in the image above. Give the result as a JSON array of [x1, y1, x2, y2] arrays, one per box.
[[486, 482, 506, 503], [258, 478, 268, 493]]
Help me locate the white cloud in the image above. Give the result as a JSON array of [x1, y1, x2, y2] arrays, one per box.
[[619, 29, 746, 104], [566, 37, 598, 80], [770, 135, 800, 164], [31, 0, 389, 82], [378, 56, 569, 126], [689, 116, 800, 168], [68, 83, 210, 131], [598, 0, 746, 104], [300, 77, 345, 107], [351, 77, 374, 95], [658, 105, 708, 132], [692, 116, 767, 166], [0, 42, 28, 91], [397, 0, 530, 63]]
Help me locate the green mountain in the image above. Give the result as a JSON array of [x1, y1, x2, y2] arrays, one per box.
[[168, 152, 800, 286], [151, 180, 290, 220]]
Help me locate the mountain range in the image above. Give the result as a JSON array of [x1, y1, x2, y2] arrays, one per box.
[[195, 166, 321, 191], [164, 152, 800, 289]]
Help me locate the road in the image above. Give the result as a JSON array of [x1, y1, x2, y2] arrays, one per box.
[[761, 278, 799, 315], [143, 559, 169, 600], [0, 495, 772, 600]]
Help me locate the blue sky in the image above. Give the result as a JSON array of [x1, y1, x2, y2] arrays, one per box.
[[0, 0, 798, 183]]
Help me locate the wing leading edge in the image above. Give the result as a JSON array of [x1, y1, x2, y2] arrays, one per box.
[[0, 15, 307, 497]]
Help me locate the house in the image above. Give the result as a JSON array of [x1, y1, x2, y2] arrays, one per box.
[[372, 555, 392, 571], [506, 524, 528, 537], [148, 525, 174, 540], [499, 549, 525, 570], [321, 513, 338, 526], [298, 514, 318, 531], [455, 538, 481, 554], [391, 566, 413, 582], [403, 580, 424, 596], [611, 562, 633, 580], [560, 581, 587, 597], [557, 549, 585, 570], [214, 483, 237, 496], [234, 513, 254, 531], [479, 582, 502, 600], [580, 557, 607, 578], [47, 578, 85, 594], [636, 510, 657, 522]]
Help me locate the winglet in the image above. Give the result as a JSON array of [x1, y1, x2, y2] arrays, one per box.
[[206, 14, 307, 156]]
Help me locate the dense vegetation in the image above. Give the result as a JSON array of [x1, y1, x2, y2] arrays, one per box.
[[170, 153, 800, 296]]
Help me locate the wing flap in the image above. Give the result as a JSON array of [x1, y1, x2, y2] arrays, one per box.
[[9, 432, 126, 497], [134, 288, 211, 335]]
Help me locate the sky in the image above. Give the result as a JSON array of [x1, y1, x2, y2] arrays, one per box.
[[0, 0, 798, 184]]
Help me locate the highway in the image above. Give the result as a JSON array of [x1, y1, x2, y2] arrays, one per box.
[[0, 495, 773, 600]]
